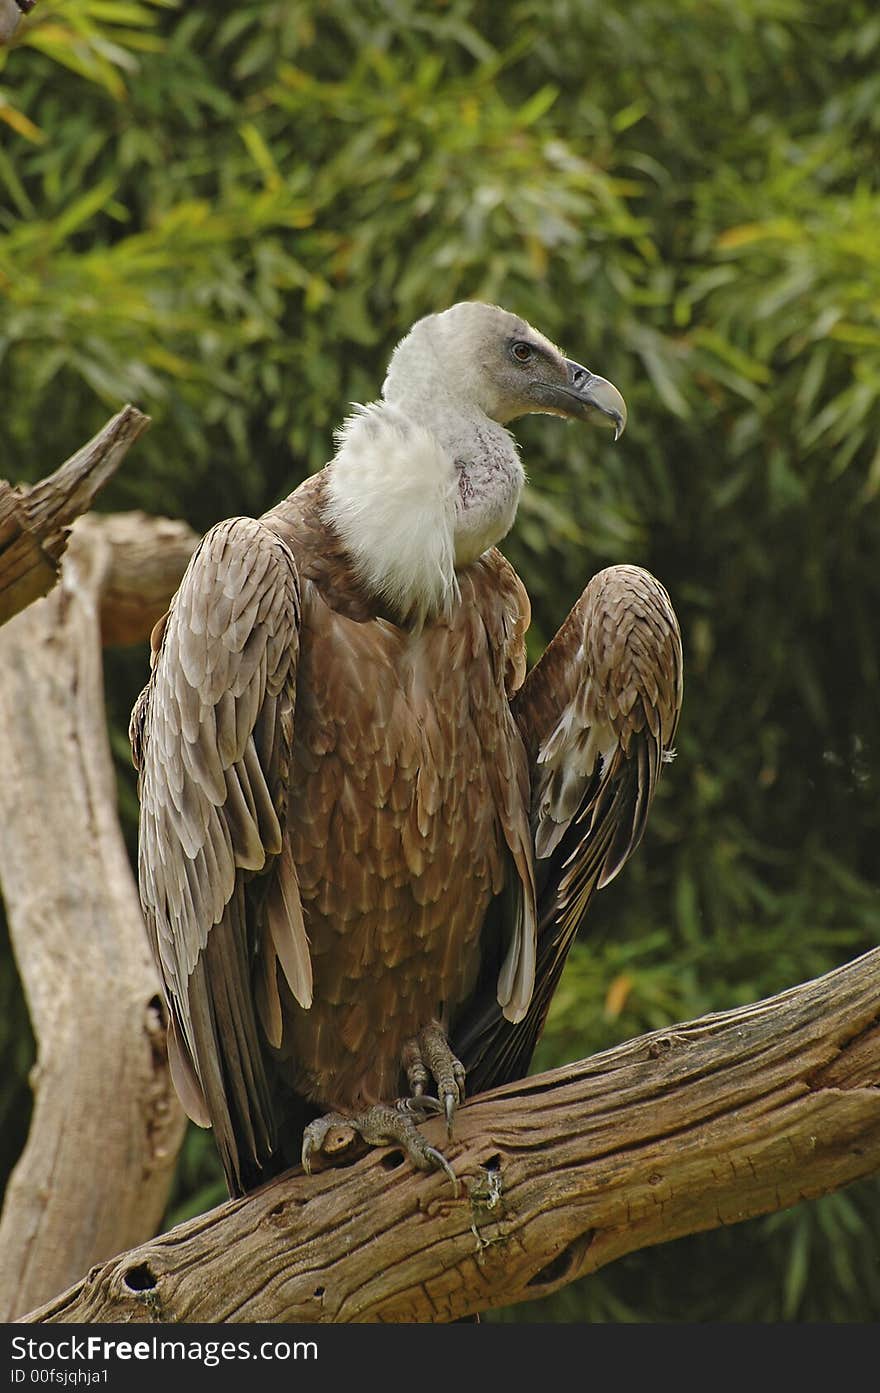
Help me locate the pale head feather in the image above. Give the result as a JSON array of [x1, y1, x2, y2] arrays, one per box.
[[323, 302, 566, 625]]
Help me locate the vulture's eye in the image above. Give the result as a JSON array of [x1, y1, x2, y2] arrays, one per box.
[[511, 341, 534, 364]]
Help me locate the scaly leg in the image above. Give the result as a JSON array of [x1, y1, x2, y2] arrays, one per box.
[[402, 1020, 466, 1139], [301, 1096, 459, 1194]]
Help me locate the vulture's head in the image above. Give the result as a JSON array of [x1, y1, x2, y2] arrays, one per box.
[[382, 301, 627, 438], [328, 300, 628, 625]]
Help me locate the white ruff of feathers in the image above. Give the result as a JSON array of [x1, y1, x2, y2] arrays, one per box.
[[324, 402, 461, 629], [324, 311, 526, 628]]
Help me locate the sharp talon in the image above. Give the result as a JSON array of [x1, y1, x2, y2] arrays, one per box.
[[401, 1094, 442, 1118], [445, 1091, 455, 1139], [301, 1113, 353, 1174], [425, 1146, 460, 1196]]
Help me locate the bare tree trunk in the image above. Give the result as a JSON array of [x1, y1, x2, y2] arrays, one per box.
[[0, 405, 149, 627], [0, 511, 196, 1320], [20, 946, 880, 1324]]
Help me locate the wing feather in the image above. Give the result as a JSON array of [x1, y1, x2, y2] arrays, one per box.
[[131, 515, 307, 1192], [456, 564, 682, 1094], [461, 556, 536, 1026]]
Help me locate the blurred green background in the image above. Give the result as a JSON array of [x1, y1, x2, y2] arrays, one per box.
[[1, 0, 879, 1322]]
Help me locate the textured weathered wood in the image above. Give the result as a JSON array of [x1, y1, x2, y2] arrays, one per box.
[[22, 946, 880, 1324], [74, 511, 200, 647], [0, 512, 196, 1320], [0, 404, 149, 627]]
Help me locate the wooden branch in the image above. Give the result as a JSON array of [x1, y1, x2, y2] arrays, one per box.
[[0, 404, 149, 627], [74, 511, 200, 647], [0, 0, 35, 46], [22, 946, 880, 1324], [0, 511, 196, 1321]]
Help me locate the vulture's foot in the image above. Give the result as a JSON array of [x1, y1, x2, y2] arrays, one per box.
[[402, 1022, 466, 1140], [301, 1099, 460, 1195]]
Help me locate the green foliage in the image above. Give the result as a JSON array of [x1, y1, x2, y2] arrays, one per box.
[[1, 0, 878, 1322]]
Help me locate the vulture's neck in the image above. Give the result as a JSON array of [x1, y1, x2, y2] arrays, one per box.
[[323, 392, 523, 627]]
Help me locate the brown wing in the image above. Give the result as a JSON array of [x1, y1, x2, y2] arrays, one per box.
[[455, 564, 683, 1094], [131, 516, 307, 1194], [465, 550, 536, 1025]]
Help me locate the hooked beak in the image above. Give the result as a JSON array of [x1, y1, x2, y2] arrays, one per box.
[[532, 358, 627, 440]]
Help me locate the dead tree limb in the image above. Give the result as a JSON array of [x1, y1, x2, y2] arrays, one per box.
[[21, 945, 880, 1324], [0, 510, 197, 1320], [0, 404, 149, 627], [78, 510, 202, 647], [0, 0, 35, 46]]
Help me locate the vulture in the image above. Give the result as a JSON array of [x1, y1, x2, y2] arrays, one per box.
[[131, 302, 683, 1196]]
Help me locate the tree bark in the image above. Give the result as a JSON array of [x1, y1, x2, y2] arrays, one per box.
[[0, 404, 149, 627], [0, 511, 197, 1321], [20, 945, 880, 1324]]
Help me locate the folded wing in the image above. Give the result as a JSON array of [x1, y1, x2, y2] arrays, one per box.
[[455, 564, 683, 1094], [131, 516, 306, 1193]]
